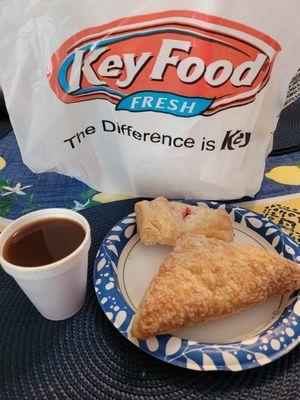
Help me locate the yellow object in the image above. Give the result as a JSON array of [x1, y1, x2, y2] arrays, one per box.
[[236, 194, 300, 244], [92, 192, 134, 203], [265, 166, 300, 185], [247, 197, 300, 216], [0, 156, 6, 170]]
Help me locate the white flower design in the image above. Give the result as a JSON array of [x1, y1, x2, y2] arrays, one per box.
[[1, 183, 32, 196], [72, 199, 90, 211]]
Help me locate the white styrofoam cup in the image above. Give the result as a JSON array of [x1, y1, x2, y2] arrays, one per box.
[[0, 208, 91, 320]]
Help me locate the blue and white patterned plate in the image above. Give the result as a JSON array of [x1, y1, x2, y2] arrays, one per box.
[[93, 201, 300, 371]]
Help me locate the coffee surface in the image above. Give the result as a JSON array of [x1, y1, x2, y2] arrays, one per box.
[[3, 218, 85, 267]]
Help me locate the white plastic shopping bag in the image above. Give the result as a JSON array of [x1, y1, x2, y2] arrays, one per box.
[[0, 0, 299, 199]]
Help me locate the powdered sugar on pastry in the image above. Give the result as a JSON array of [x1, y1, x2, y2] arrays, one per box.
[[131, 234, 300, 339], [135, 197, 233, 246]]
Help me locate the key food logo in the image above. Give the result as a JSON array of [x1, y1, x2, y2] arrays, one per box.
[[48, 10, 281, 118]]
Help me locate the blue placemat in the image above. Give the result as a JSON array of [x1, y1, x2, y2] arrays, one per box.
[[0, 131, 299, 220], [0, 131, 95, 219], [0, 200, 299, 400]]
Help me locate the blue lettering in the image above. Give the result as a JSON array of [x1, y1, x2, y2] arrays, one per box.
[[116, 91, 213, 117]]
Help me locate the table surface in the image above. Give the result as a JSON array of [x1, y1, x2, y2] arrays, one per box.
[[0, 130, 299, 400]]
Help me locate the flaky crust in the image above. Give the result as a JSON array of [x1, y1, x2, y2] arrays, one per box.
[[131, 234, 300, 339], [135, 197, 233, 246]]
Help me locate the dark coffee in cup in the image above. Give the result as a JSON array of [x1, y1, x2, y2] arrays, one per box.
[[3, 218, 85, 267]]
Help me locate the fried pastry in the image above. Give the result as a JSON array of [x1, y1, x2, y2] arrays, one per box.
[[131, 234, 300, 339], [135, 197, 233, 246]]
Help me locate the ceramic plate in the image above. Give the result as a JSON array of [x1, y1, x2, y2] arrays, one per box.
[[93, 201, 300, 371]]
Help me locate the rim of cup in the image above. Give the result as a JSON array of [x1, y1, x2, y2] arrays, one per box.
[[0, 208, 91, 274]]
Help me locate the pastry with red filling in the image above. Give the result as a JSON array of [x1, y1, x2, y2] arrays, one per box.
[[135, 197, 233, 246]]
